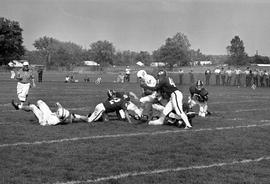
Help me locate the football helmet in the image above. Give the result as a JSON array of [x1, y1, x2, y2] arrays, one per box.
[[196, 80, 203, 89], [157, 70, 166, 78], [107, 89, 116, 98], [137, 70, 147, 79], [123, 93, 130, 101], [56, 107, 70, 120]]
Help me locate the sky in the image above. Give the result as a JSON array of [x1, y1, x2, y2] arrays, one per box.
[[1, 0, 270, 56]]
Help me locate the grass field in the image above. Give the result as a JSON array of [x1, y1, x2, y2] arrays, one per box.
[[0, 72, 270, 184]]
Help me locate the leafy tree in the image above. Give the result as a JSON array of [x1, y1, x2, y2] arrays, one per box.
[[33, 36, 85, 67], [114, 50, 137, 66], [0, 17, 25, 65], [135, 51, 151, 66], [154, 32, 191, 68], [89, 40, 115, 66], [226, 36, 248, 65], [33, 36, 58, 67], [251, 54, 270, 64], [189, 49, 209, 61]]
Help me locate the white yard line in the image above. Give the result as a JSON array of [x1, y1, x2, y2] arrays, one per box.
[[54, 156, 270, 184], [215, 108, 270, 113], [210, 100, 267, 104], [0, 122, 269, 148]]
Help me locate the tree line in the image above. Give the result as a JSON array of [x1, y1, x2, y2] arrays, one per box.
[[1, 17, 269, 68]]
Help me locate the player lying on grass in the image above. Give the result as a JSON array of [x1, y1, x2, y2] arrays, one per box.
[[140, 70, 192, 129], [150, 101, 196, 128], [12, 100, 87, 126], [87, 94, 132, 124], [189, 80, 211, 117]]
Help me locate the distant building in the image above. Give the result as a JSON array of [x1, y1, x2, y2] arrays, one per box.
[[198, 61, 213, 65], [191, 61, 213, 66], [256, 64, 270, 67], [83, 61, 100, 66], [150, 62, 166, 67]]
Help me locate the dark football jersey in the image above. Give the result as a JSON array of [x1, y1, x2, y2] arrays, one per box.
[[144, 77, 178, 96], [108, 91, 130, 101], [189, 86, 208, 102], [103, 97, 128, 113]]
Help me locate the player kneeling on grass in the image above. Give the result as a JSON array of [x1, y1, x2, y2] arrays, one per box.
[[188, 80, 211, 117], [87, 95, 132, 124], [13, 100, 87, 126]]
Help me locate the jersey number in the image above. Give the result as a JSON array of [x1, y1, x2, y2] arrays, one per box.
[[109, 98, 121, 105]]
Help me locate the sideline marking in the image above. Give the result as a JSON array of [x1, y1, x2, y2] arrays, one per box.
[[0, 122, 270, 148], [54, 156, 270, 184]]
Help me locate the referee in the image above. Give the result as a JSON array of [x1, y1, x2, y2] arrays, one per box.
[[12, 61, 36, 110]]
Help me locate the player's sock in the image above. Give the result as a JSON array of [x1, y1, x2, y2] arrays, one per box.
[[11, 100, 19, 110]]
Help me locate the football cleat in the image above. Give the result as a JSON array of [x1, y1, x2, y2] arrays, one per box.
[[175, 120, 184, 128], [11, 99, 19, 110], [184, 125, 192, 130]]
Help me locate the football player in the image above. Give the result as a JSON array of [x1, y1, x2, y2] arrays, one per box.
[[107, 89, 143, 119], [151, 101, 196, 128], [87, 95, 132, 124], [13, 100, 87, 126], [11, 61, 36, 110], [188, 80, 211, 117], [140, 70, 192, 129], [137, 70, 158, 121]]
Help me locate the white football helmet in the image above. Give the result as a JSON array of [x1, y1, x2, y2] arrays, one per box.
[[56, 107, 70, 120], [137, 70, 147, 79]]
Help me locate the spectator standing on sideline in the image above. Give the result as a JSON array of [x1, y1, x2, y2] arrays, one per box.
[[125, 66, 131, 82], [220, 67, 226, 86], [259, 69, 264, 87], [204, 68, 211, 86], [226, 67, 233, 86], [214, 67, 221, 85], [264, 70, 269, 87], [11, 61, 36, 110], [234, 67, 242, 87], [178, 68, 184, 85], [37, 68, 43, 82], [189, 69, 195, 84], [253, 69, 259, 87], [117, 73, 125, 83], [263, 70, 268, 87], [244, 67, 251, 87]]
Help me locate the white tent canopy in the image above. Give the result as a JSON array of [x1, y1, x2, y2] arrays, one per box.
[[83, 61, 100, 66]]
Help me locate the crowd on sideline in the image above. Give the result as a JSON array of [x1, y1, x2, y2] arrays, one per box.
[[179, 67, 270, 88]]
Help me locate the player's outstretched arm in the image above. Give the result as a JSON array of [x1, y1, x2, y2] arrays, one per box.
[[32, 78, 36, 88], [129, 91, 139, 101], [71, 113, 88, 122]]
